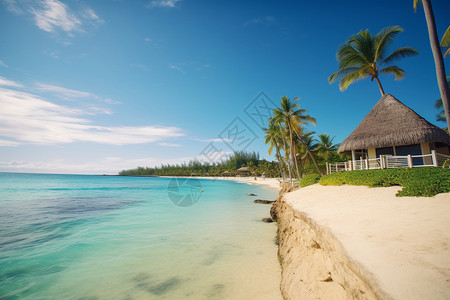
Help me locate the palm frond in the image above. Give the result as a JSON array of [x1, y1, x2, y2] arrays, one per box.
[[413, 0, 422, 12], [440, 26, 450, 47], [338, 68, 368, 91], [374, 25, 403, 61], [379, 66, 405, 80], [379, 47, 419, 66], [329, 67, 363, 83]]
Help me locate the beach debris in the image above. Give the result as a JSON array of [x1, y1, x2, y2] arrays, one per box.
[[262, 218, 273, 223], [321, 272, 333, 282], [247, 193, 257, 196], [254, 199, 275, 204]]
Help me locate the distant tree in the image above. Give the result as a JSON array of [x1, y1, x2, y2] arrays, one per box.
[[315, 133, 340, 161], [329, 26, 418, 96]]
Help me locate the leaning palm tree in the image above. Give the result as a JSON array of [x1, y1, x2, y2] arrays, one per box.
[[295, 130, 323, 175], [273, 96, 316, 181], [329, 26, 418, 96], [414, 0, 450, 131]]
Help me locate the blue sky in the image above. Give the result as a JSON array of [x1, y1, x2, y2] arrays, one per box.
[[0, 0, 449, 174]]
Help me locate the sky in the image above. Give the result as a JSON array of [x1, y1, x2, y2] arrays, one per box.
[[0, 0, 449, 174]]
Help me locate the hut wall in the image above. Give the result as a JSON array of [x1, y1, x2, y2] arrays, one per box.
[[368, 148, 376, 159], [420, 143, 432, 165]]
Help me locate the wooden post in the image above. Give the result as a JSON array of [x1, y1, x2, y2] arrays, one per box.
[[407, 155, 413, 168], [326, 162, 329, 175], [431, 150, 438, 167], [379, 155, 384, 169]]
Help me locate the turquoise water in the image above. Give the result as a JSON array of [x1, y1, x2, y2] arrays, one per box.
[[0, 173, 281, 300]]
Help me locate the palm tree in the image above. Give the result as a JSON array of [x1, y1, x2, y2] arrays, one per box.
[[329, 26, 418, 96], [315, 133, 339, 161], [273, 96, 317, 181], [414, 0, 450, 131], [264, 121, 287, 179]]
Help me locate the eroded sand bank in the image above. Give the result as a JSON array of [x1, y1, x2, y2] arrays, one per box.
[[276, 184, 450, 300]]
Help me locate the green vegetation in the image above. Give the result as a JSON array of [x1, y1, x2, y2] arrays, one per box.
[[328, 25, 418, 96], [299, 173, 321, 187], [119, 151, 280, 177], [319, 168, 450, 197]]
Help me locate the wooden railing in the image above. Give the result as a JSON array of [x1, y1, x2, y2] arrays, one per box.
[[326, 150, 450, 175]]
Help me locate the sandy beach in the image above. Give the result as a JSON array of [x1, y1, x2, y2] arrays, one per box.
[[279, 184, 450, 299]]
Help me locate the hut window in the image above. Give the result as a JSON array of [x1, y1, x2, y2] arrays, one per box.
[[396, 144, 423, 165], [376, 147, 394, 157], [354, 149, 367, 160]]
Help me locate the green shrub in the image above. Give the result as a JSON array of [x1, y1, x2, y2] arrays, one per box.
[[319, 167, 450, 197], [299, 173, 321, 187]]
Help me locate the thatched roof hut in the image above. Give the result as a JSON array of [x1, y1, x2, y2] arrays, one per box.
[[237, 167, 252, 175], [338, 94, 450, 154], [222, 171, 232, 176]]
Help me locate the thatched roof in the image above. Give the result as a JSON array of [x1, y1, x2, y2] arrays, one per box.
[[237, 167, 251, 172], [338, 94, 450, 153]]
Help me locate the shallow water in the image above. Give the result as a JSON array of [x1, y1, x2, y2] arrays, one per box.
[[0, 173, 281, 299]]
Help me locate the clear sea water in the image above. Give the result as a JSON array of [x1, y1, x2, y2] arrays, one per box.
[[0, 173, 281, 300]]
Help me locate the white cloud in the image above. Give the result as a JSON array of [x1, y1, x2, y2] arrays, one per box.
[[0, 139, 20, 147], [32, 0, 82, 33], [0, 60, 7, 67], [3, 0, 23, 14], [169, 65, 186, 74], [36, 83, 95, 99], [0, 76, 23, 88], [35, 82, 120, 106], [0, 155, 195, 174], [3, 0, 103, 36], [144, 37, 151, 43], [0, 86, 184, 146], [147, 0, 181, 8]]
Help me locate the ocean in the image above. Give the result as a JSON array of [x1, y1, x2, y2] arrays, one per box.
[[0, 173, 281, 299]]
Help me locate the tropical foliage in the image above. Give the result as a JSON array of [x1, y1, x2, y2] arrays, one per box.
[[319, 167, 450, 197], [329, 26, 418, 96], [119, 151, 280, 177], [264, 96, 349, 184]]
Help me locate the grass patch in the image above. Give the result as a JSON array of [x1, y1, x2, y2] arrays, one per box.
[[319, 167, 450, 197], [299, 173, 321, 187]]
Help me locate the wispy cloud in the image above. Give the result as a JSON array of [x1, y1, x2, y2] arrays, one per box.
[[3, 0, 103, 36], [147, 0, 182, 8], [0, 155, 194, 174], [0, 76, 23, 88], [196, 138, 231, 143], [35, 82, 120, 105], [144, 37, 151, 43], [169, 65, 186, 74], [32, 0, 82, 33], [0, 139, 20, 147], [244, 16, 275, 26], [0, 60, 8, 67], [0, 82, 184, 146]]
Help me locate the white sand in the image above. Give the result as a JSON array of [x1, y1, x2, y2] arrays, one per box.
[[205, 176, 281, 190], [284, 184, 450, 300]]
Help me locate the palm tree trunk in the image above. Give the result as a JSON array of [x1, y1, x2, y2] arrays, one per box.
[[292, 140, 302, 182], [374, 76, 385, 96], [422, 0, 450, 130]]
